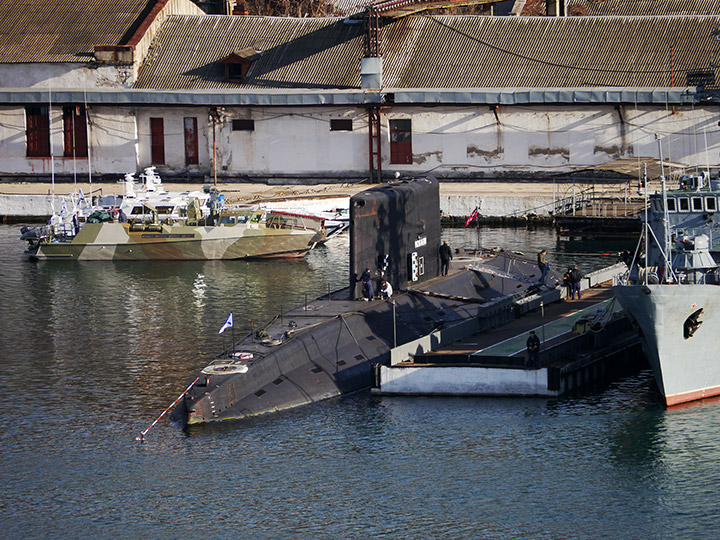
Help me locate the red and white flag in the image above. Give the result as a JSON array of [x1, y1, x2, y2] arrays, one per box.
[[464, 207, 479, 226]]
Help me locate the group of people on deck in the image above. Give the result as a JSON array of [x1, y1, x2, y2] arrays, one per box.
[[528, 250, 585, 368], [359, 268, 393, 301], [563, 264, 584, 300], [358, 240, 456, 302]]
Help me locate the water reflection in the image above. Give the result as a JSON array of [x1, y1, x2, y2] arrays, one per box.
[[3, 223, 720, 539]]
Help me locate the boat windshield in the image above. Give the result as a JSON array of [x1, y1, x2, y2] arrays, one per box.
[[219, 214, 250, 225]]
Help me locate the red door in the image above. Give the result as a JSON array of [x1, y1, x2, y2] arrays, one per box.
[[63, 106, 88, 158], [390, 119, 412, 164], [150, 117, 165, 164]]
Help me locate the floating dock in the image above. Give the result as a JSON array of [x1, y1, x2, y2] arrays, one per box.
[[374, 267, 643, 398]]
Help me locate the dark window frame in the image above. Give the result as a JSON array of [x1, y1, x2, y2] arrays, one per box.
[[232, 119, 255, 131], [330, 119, 353, 131]]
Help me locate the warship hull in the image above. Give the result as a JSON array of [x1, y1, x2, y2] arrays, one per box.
[[613, 284, 720, 405]]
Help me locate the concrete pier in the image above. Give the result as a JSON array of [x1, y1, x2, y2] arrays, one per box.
[[0, 180, 632, 222]]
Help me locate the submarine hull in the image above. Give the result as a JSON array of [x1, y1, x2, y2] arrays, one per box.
[[175, 178, 556, 425]]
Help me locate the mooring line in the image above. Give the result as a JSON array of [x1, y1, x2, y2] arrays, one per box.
[[136, 377, 199, 442]]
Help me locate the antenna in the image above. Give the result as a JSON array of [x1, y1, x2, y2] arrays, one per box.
[[656, 134, 673, 282]]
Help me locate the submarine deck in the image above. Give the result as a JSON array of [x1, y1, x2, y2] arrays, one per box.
[[419, 282, 617, 362]]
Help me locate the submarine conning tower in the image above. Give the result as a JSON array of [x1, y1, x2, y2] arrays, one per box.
[[350, 176, 441, 298]]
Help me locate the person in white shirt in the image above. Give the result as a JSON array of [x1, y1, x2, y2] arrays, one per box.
[[380, 280, 393, 299]]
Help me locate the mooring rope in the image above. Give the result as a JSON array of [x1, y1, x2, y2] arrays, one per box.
[[136, 376, 199, 442]]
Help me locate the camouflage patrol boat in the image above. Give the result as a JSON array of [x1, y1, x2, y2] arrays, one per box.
[[22, 207, 326, 261]]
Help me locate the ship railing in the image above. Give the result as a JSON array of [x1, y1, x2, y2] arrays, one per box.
[[554, 187, 647, 219], [53, 222, 77, 237]]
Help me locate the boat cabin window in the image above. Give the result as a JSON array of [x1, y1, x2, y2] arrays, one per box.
[[156, 205, 175, 215], [706, 197, 717, 212], [692, 198, 703, 211], [665, 198, 676, 212], [219, 215, 248, 225], [678, 197, 690, 212]]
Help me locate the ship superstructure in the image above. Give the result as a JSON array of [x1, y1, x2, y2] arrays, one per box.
[[613, 169, 720, 405]]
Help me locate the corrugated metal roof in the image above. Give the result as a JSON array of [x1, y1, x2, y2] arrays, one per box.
[[135, 14, 720, 89], [136, 15, 366, 89], [567, 0, 720, 16], [0, 0, 154, 63]]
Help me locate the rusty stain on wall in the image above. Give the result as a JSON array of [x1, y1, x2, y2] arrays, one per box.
[[413, 150, 442, 165], [595, 144, 632, 158], [529, 146, 569, 161], [467, 145, 504, 159]]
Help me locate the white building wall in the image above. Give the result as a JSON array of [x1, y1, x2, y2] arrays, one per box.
[[0, 64, 135, 89], [0, 105, 138, 176], [136, 107, 210, 173], [88, 107, 139, 174], [224, 107, 368, 177], [2, 102, 718, 180]]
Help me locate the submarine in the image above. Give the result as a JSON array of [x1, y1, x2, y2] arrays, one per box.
[[172, 177, 555, 425]]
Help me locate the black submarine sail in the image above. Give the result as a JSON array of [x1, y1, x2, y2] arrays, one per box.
[[174, 177, 535, 425]]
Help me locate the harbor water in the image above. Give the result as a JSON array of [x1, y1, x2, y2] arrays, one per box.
[[2, 223, 720, 539]]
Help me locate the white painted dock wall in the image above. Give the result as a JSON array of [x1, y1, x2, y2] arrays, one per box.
[[441, 193, 555, 218], [0, 191, 552, 219], [378, 365, 556, 397]]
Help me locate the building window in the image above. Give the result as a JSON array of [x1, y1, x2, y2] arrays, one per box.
[[63, 105, 88, 158], [26, 106, 50, 158], [184, 117, 198, 165], [390, 119, 412, 164], [232, 119, 255, 131], [150, 117, 165, 164], [227, 64, 244, 81], [330, 119, 353, 131]]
